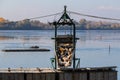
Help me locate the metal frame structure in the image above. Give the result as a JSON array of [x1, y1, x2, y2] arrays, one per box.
[[51, 6, 79, 69]]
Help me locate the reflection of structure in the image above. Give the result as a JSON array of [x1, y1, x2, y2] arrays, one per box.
[[51, 6, 79, 69]]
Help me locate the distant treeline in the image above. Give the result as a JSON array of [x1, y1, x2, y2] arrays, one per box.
[[0, 19, 53, 30], [0, 19, 120, 30]]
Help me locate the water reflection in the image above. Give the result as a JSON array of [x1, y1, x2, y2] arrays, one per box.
[[0, 36, 15, 40]]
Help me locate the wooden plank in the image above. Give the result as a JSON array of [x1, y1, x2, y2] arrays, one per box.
[[104, 72, 109, 80], [40, 73, 46, 80], [80, 72, 87, 80], [14, 73, 24, 80], [3, 73, 15, 80], [74, 72, 80, 80], [109, 71, 117, 80], [26, 73, 33, 80], [59, 73, 64, 80], [32, 73, 41, 80], [2, 73, 9, 80], [0, 73, 3, 80], [90, 72, 96, 80], [10, 73, 15, 80], [46, 73, 55, 80], [64, 72, 72, 80], [97, 72, 104, 80]]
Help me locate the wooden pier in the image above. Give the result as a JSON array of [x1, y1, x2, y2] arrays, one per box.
[[0, 66, 117, 80]]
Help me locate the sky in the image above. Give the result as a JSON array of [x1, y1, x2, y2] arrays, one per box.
[[1, 0, 120, 22]]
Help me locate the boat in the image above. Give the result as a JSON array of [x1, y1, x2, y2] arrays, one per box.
[[2, 48, 50, 52], [30, 45, 39, 49]]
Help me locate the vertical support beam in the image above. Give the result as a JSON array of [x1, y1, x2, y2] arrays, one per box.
[[24, 73, 27, 80], [64, 6, 67, 20], [55, 23, 57, 69], [55, 72, 59, 80], [73, 24, 76, 69], [64, 5, 67, 14], [87, 72, 90, 80]]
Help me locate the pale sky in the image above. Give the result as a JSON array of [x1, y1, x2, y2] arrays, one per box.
[[0, 0, 120, 22]]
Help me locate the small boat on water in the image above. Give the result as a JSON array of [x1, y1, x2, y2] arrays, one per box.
[[2, 49, 50, 52], [30, 45, 39, 49], [2, 48, 50, 52], [2, 46, 50, 52]]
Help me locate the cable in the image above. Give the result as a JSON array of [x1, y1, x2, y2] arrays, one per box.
[[1, 11, 120, 23], [0, 12, 63, 24], [68, 11, 120, 21], [28, 12, 62, 20]]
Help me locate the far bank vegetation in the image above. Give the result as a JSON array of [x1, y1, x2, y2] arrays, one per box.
[[0, 17, 120, 30]]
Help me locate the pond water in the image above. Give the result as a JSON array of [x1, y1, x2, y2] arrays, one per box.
[[0, 30, 120, 79]]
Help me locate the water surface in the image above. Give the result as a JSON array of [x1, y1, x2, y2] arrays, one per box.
[[0, 30, 120, 79]]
